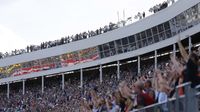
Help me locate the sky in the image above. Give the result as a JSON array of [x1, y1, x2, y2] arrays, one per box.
[[0, 0, 167, 53]]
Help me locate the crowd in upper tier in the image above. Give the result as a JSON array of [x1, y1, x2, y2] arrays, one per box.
[[0, 22, 118, 59], [0, 37, 199, 112], [0, 0, 176, 59], [149, 0, 174, 13]]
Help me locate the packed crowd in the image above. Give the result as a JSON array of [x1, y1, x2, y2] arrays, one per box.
[[0, 38, 199, 112], [80, 55, 200, 111], [0, 66, 135, 112]]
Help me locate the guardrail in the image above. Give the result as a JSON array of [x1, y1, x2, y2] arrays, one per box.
[[131, 82, 200, 112]]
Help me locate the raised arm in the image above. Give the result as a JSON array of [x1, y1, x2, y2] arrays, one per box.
[[177, 35, 189, 62], [170, 55, 184, 76]]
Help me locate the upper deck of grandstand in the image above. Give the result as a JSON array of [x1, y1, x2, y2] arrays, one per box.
[[0, 0, 176, 60], [0, 0, 199, 84]]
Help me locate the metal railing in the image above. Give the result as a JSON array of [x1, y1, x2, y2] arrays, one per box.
[[131, 82, 200, 112]]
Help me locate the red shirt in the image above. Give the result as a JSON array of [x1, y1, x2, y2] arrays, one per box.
[[139, 92, 155, 106]]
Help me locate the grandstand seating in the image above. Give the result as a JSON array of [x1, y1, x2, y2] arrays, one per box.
[[0, 0, 200, 111]]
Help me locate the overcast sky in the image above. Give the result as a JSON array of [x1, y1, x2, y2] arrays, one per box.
[[0, 0, 167, 53]]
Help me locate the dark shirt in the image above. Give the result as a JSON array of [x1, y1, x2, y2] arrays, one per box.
[[185, 59, 200, 88]]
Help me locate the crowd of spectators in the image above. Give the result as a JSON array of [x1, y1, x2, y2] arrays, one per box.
[[33, 22, 118, 51], [0, 22, 118, 59], [0, 66, 134, 112], [0, 38, 199, 112], [149, 0, 175, 13]]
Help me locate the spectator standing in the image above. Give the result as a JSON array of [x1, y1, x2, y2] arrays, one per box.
[[142, 12, 145, 18]]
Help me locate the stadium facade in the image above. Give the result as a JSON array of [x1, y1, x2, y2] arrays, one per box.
[[0, 0, 200, 99]]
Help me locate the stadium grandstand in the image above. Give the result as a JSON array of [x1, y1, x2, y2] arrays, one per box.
[[0, 0, 200, 111]]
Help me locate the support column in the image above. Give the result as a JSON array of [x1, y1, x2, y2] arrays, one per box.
[[117, 61, 120, 80], [155, 50, 157, 69], [42, 76, 44, 93], [173, 44, 176, 58], [80, 68, 83, 88], [7, 82, 10, 99], [100, 65, 103, 83], [22, 80, 25, 95], [188, 36, 192, 54], [138, 56, 141, 75], [62, 73, 65, 90]]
